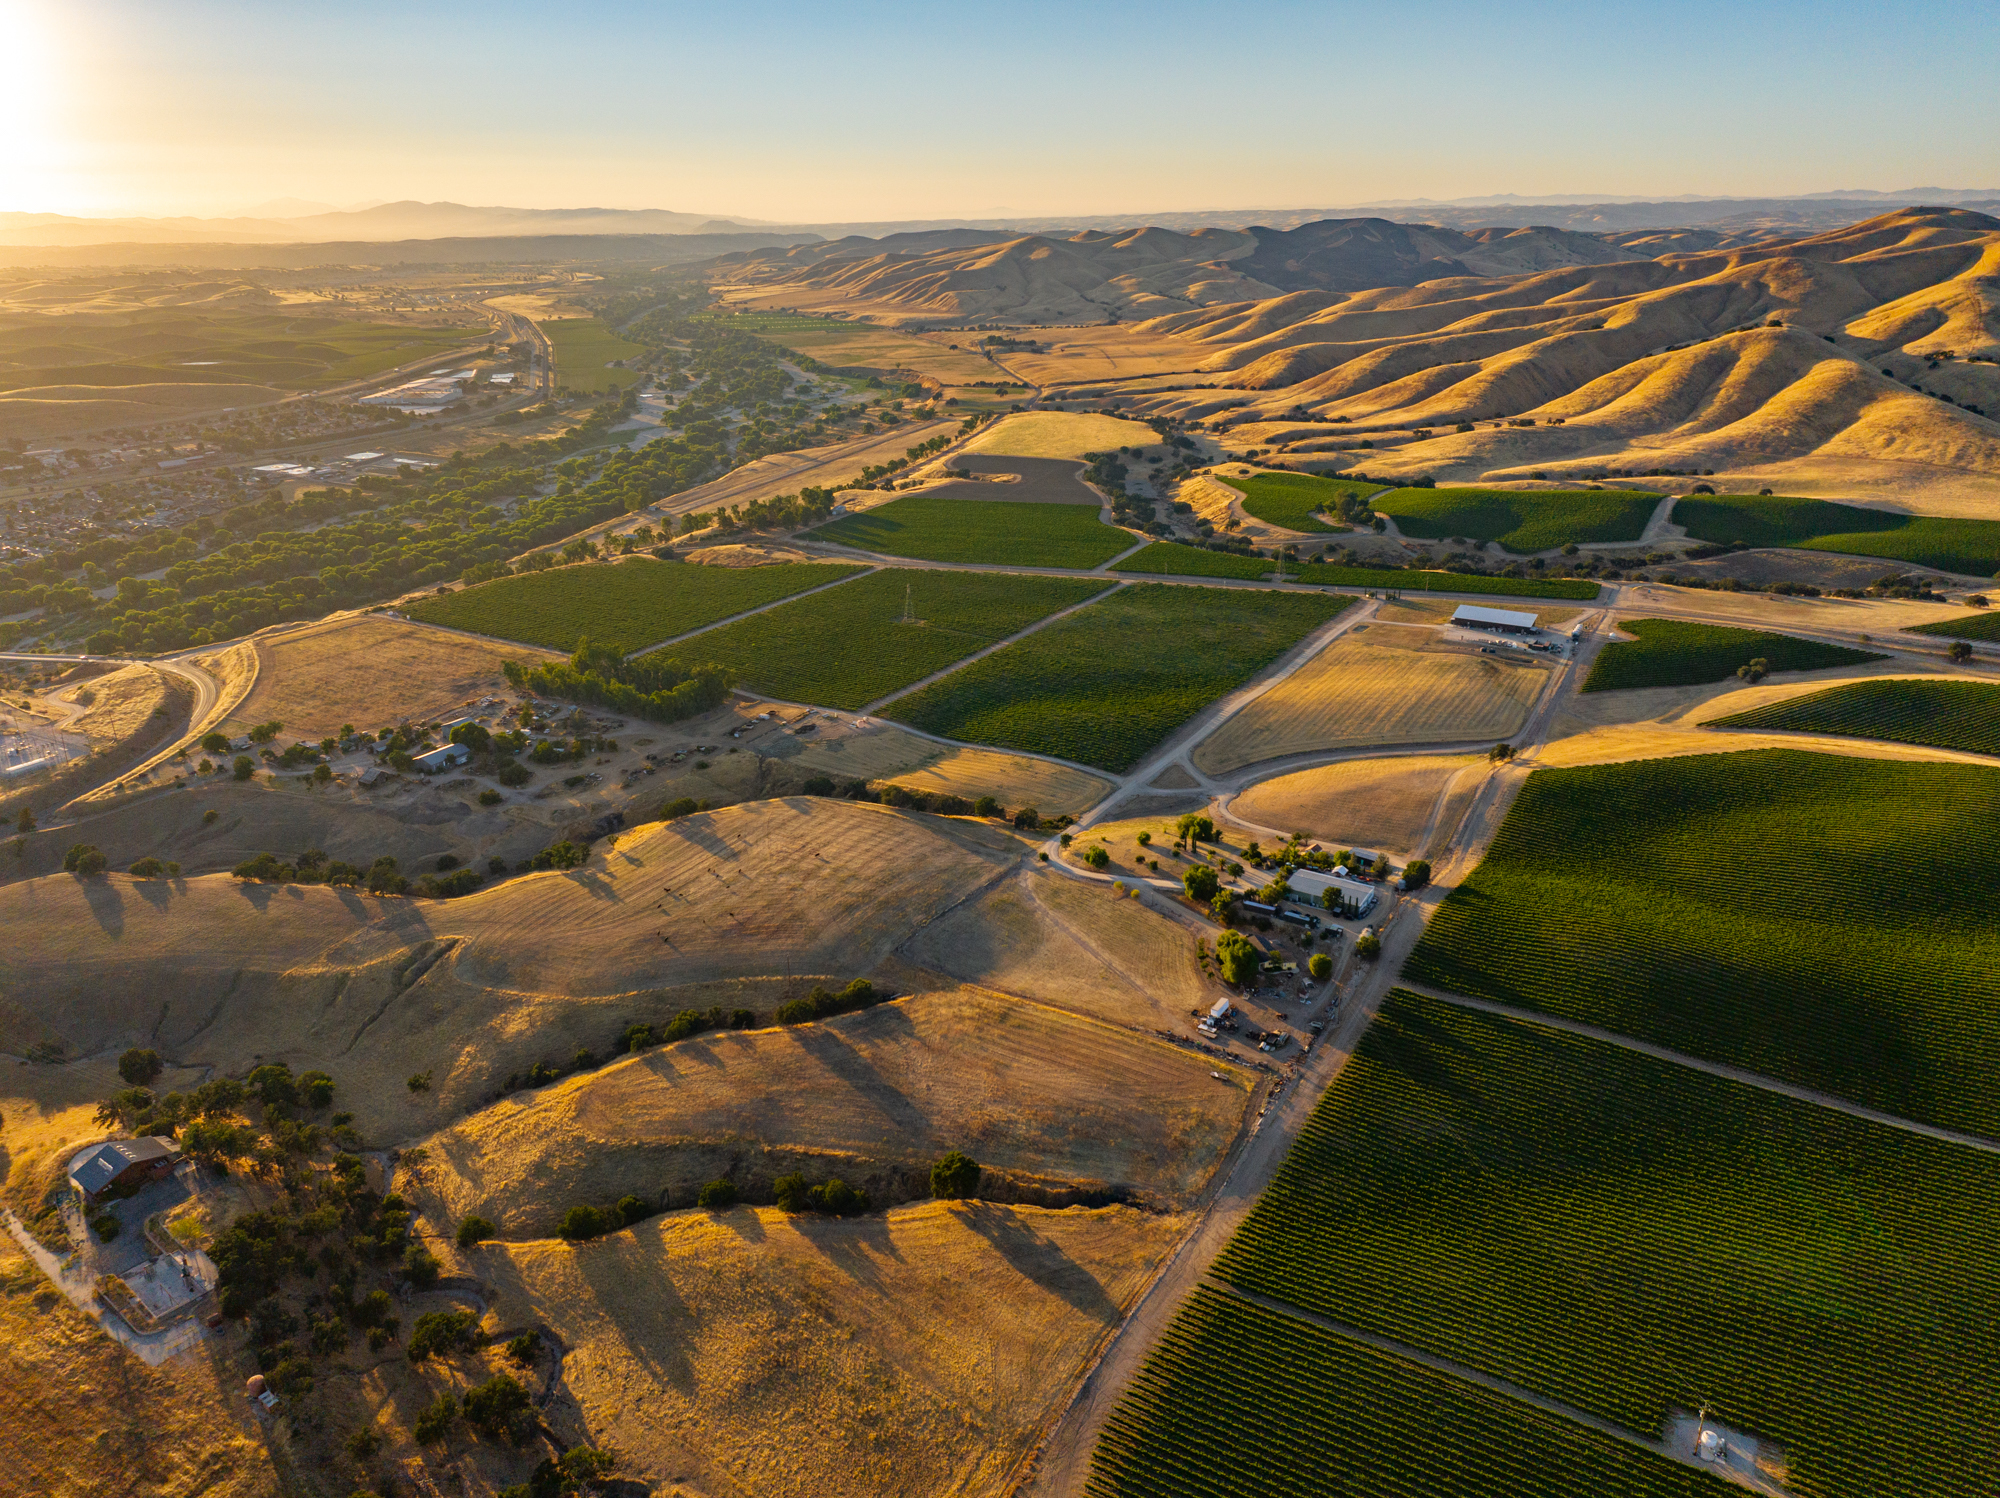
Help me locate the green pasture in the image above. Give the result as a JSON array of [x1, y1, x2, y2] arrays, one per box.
[[542, 317, 647, 393]]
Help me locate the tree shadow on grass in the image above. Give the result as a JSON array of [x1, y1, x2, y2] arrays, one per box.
[[956, 1201, 1121, 1324]]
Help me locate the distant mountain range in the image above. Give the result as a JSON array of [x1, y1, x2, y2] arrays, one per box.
[[4, 190, 1998, 251]]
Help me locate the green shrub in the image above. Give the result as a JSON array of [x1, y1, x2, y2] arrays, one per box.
[[1216, 930, 1259, 985], [462, 1372, 532, 1439], [506, 1330, 542, 1365], [63, 843, 106, 875], [457, 1215, 495, 1248], [118, 1047, 162, 1086], [1308, 952, 1333, 981], [403, 1245, 441, 1288], [406, 1309, 480, 1362], [931, 1150, 980, 1200], [413, 1393, 457, 1444], [1183, 865, 1220, 903], [697, 1179, 737, 1210]]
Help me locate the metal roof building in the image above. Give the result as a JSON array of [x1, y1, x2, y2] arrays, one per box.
[[1452, 604, 1539, 633], [67, 1137, 179, 1202]]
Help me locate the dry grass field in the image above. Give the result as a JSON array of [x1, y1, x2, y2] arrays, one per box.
[[0, 1238, 280, 1498], [0, 799, 1019, 1137], [654, 420, 960, 524], [765, 719, 1111, 814], [878, 746, 1111, 816], [479, 1200, 1183, 1498], [221, 616, 558, 738], [407, 986, 1251, 1234], [963, 411, 1160, 461], [1191, 624, 1551, 775], [1226, 754, 1486, 856], [62, 664, 174, 745], [899, 870, 1217, 1035], [0, 381, 282, 442]]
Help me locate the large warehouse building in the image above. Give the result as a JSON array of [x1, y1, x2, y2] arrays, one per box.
[[1452, 604, 1539, 634]]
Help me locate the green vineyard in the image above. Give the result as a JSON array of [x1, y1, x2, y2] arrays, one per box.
[[886, 583, 1348, 772], [805, 492, 1133, 567], [1905, 611, 2000, 642], [405, 557, 862, 652], [672, 569, 1108, 710], [1229, 470, 1381, 534], [1110, 541, 1602, 598], [1712, 677, 2000, 757], [1583, 617, 1882, 691], [1403, 749, 2000, 1134], [1207, 991, 2000, 1498], [1673, 494, 2000, 575], [1370, 486, 1658, 552], [1090, 1286, 1727, 1498]]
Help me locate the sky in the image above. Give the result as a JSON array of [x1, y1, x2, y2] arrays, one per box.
[[4, 0, 1995, 222]]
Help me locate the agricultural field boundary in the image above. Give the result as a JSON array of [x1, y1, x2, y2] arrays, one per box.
[[1399, 982, 2000, 1157], [1210, 1283, 1708, 1478], [857, 581, 1123, 715]]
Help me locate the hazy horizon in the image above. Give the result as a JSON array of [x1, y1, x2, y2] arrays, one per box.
[[6, 0, 1996, 224]]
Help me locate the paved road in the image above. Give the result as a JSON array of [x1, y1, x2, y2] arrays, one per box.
[[1017, 611, 1605, 1495]]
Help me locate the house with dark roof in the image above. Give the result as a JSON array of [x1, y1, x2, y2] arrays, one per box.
[[67, 1137, 180, 1204]]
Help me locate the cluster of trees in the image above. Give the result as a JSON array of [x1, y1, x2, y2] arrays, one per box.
[[776, 978, 884, 1025], [624, 1005, 757, 1051], [504, 640, 733, 727]]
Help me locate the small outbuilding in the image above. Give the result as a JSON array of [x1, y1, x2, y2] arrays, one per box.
[[1452, 604, 1539, 634], [413, 743, 472, 774], [68, 1137, 179, 1205]]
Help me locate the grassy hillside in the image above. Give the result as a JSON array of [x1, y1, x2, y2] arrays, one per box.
[[1404, 750, 2000, 1135], [1675, 494, 2000, 575], [808, 494, 1134, 567], [1092, 1286, 1724, 1498], [888, 583, 1349, 772], [686, 569, 1106, 709], [1210, 989, 2000, 1498], [1584, 617, 1883, 691], [1371, 487, 1657, 552], [404, 557, 861, 652], [1712, 677, 2000, 757]]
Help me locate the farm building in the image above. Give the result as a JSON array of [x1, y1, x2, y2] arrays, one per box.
[[1452, 604, 1539, 634], [67, 1137, 179, 1205], [1286, 866, 1379, 916], [413, 743, 472, 774]]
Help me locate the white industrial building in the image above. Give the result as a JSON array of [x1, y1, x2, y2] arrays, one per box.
[[1452, 604, 1539, 634], [1281, 866, 1379, 916]]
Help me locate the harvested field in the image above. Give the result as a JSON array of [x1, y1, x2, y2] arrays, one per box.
[[952, 454, 1106, 502], [0, 381, 281, 442], [1583, 617, 1884, 692], [962, 411, 1159, 460], [405, 556, 861, 652], [481, 1200, 1184, 1498], [807, 493, 1132, 568], [1192, 625, 1547, 775], [1372, 487, 1657, 552], [1227, 754, 1484, 857], [654, 420, 960, 523], [901, 869, 1220, 1036], [1406, 749, 2000, 1135], [0, 1236, 280, 1498], [688, 568, 1107, 710], [408, 986, 1252, 1234], [891, 584, 1350, 772], [222, 615, 558, 739], [1711, 677, 2000, 757]]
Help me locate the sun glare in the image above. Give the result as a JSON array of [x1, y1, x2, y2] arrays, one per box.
[[0, 1, 70, 213]]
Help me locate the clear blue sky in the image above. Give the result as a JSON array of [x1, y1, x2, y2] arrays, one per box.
[[6, 0, 1994, 220]]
